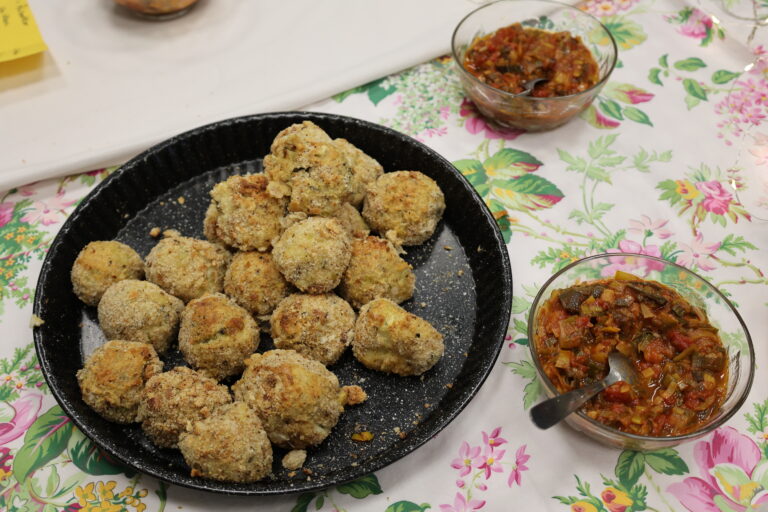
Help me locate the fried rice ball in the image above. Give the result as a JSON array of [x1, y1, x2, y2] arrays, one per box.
[[263, 121, 332, 186], [71, 241, 144, 306], [353, 298, 444, 376], [272, 217, 351, 294], [232, 350, 365, 449], [270, 293, 355, 365], [264, 122, 354, 216], [287, 143, 354, 216], [207, 174, 287, 251], [331, 202, 370, 239], [138, 366, 232, 448], [338, 236, 415, 309], [178, 402, 273, 483], [223, 251, 291, 318], [334, 138, 384, 208], [77, 340, 163, 423], [179, 294, 260, 380], [98, 280, 184, 354], [362, 171, 446, 246], [144, 234, 231, 303]]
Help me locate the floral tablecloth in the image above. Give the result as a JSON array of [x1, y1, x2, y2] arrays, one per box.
[[2, 0, 767, 510]]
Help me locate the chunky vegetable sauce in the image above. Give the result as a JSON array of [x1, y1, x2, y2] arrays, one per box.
[[463, 23, 599, 97], [534, 272, 728, 436]]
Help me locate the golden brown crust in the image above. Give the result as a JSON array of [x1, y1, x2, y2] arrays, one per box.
[[208, 174, 287, 251], [272, 217, 352, 294], [71, 241, 144, 306], [138, 367, 232, 449], [98, 280, 184, 354], [341, 385, 368, 406], [144, 234, 231, 303], [287, 144, 354, 216], [231, 350, 348, 449], [353, 298, 444, 376], [77, 340, 163, 423], [362, 171, 446, 246], [338, 236, 415, 309], [334, 138, 384, 208], [263, 122, 354, 216], [178, 402, 273, 483], [224, 252, 291, 317], [270, 294, 355, 366], [330, 203, 370, 239], [179, 293, 260, 380], [263, 121, 333, 185]]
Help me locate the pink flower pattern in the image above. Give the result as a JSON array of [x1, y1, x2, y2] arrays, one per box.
[[479, 446, 506, 479], [451, 442, 484, 477], [676, 233, 721, 271], [20, 191, 76, 226], [481, 427, 507, 448], [669, 8, 713, 40], [0, 394, 42, 446], [440, 493, 486, 512], [716, 59, 768, 144], [668, 427, 768, 511], [442, 428, 531, 510], [627, 215, 672, 239], [0, 203, 13, 228], [696, 180, 734, 215], [508, 445, 530, 487], [602, 240, 665, 277], [459, 99, 523, 140]]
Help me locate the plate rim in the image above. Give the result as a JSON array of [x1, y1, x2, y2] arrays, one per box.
[[33, 111, 513, 495]]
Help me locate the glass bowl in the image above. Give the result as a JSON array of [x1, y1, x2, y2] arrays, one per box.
[[451, 0, 618, 131], [528, 253, 755, 450]]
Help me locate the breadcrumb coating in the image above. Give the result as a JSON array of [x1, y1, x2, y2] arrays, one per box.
[[179, 293, 260, 380], [138, 367, 232, 448], [98, 280, 184, 354], [263, 122, 354, 216], [338, 236, 415, 309], [207, 174, 287, 251], [362, 171, 445, 246], [334, 138, 384, 208], [71, 241, 144, 306], [178, 402, 273, 483], [271, 293, 355, 366], [272, 217, 351, 294], [353, 298, 444, 376], [77, 340, 163, 423], [144, 234, 231, 303], [232, 350, 352, 449], [224, 252, 291, 317], [330, 203, 370, 239]]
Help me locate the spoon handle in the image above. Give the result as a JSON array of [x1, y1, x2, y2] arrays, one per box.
[[530, 376, 617, 430]]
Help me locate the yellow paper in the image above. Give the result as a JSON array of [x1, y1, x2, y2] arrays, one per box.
[[0, 0, 47, 63]]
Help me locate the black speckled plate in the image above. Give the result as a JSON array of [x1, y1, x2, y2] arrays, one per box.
[[33, 112, 512, 495]]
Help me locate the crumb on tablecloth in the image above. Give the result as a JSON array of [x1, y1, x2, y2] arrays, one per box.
[[29, 314, 44, 328]]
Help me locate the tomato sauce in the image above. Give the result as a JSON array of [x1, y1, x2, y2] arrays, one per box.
[[463, 23, 599, 97], [534, 272, 729, 436]]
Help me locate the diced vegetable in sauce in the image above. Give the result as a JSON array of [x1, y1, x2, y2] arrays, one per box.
[[534, 274, 728, 436], [463, 23, 599, 97]]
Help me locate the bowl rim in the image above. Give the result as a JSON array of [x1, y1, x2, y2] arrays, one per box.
[[527, 252, 756, 444], [451, 0, 619, 102]]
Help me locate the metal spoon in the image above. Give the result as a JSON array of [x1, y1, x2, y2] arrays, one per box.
[[530, 352, 639, 430], [518, 78, 547, 96]]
